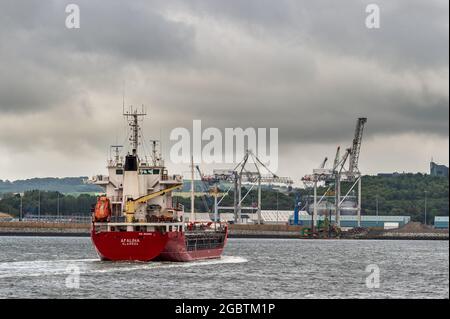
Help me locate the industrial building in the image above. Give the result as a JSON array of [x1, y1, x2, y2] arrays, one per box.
[[434, 216, 449, 229], [288, 215, 411, 229], [430, 161, 449, 177], [187, 210, 300, 224], [189, 210, 411, 230]]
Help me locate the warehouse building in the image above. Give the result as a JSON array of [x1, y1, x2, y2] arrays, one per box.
[[430, 161, 449, 177], [288, 215, 411, 229], [434, 216, 449, 229], [191, 211, 410, 229]]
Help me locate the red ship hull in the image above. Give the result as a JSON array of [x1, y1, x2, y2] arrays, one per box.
[[91, 226, 228, 262], [91, 230, 169, 261], [156, 231, 227, 262]]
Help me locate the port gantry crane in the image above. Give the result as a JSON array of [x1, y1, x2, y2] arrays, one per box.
[[195, 164, 219, 221], [200, 150, 293, 224], [302, 118, 367, 229]]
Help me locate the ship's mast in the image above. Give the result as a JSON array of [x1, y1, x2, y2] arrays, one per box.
[[191, 155, 195, 222], [123, 106, 146, 155], [149, 140, 161, 166], [111, 145, 123, 162]]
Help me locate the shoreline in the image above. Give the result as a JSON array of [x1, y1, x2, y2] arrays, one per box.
[[0, 231, 447, 240], [0, 221, 447, 240]]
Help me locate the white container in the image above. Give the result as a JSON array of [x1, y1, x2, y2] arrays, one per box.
[[384, 222, 399, 230]]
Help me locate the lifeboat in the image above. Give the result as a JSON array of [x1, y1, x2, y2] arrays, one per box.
[[94, 196, 111, 222]]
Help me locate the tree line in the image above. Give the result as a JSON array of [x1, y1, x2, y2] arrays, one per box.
[[0, 174, 447, 223], [0, 190, 97, 217]]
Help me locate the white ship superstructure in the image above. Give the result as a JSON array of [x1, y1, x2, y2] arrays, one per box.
[[91, 107, 183, 224], [89, 106, 228, 262]]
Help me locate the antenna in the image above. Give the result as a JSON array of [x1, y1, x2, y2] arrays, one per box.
[[123, 106, 147, 155], [149, 140, 161, 166], [160, 128, 162, 164], [111, 145, 123, 162], [122, 81, 125, 114]]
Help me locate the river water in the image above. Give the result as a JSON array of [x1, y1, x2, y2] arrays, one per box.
[[0, 237, 448, 298]]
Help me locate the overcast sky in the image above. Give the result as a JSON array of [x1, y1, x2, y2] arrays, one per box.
[[0, 0, 448, 183]]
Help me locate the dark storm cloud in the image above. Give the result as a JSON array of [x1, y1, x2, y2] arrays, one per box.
[[180, 0, 449, 69], [42, 1, 195, 62], [138, 0, 448, 141], [0, 0, 195, 113], [0, 0, 448, 179]]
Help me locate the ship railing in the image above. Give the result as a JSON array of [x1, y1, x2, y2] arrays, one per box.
[[161, 174, 183, 182], [94, 222, 184, 226], [185, 221, 227, 228], [184, 226, 227, 235], [20, 215, 91, 224], [93, 221, 185, 233], [186, 235, 225, 251]]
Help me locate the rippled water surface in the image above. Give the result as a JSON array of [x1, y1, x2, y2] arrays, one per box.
[[0, 237, 448, 298]]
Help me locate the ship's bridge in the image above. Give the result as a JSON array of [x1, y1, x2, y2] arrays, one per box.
[[136, 164, 183, 184], [160, 174, 183, 184]]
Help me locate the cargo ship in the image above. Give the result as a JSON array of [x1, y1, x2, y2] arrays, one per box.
[[90, 107, 227, 261]]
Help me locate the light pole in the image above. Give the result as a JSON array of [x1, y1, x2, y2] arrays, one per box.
[[376, 194, 379, 227], [424, 191, 428, 225], [57, 193, 60, 220], [38, 190, 41, 220], [276, 191, 279, 224], [327, 201, 332, 238], [20, 194, 23, 221]]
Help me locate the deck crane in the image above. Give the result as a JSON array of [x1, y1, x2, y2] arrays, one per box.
[[125, 183, 183, 222]]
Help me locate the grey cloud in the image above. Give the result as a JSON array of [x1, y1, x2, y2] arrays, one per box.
[[0, 0, 448, 180], [44, 1, 195, 62], [142, 60, 448, 143], [1, 1, 195, 62], [0, 0, 195, 112], [179, 0, 449, 69]]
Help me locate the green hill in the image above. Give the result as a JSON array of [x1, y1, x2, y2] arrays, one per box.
[[0, 177, 102, 194], [0, 174, 447, 223], [361, 174, 448, 222]]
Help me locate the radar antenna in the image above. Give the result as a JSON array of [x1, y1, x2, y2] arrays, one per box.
[[110, 145, 123, 162], [123, 106, 146, 155], [148, 140, 161, 166]]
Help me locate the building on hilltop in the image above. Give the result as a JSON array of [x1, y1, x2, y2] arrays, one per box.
[[430, 161, 449, 177]]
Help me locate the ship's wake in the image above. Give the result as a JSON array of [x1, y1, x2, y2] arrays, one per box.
[[0, 256, 248, 279]]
